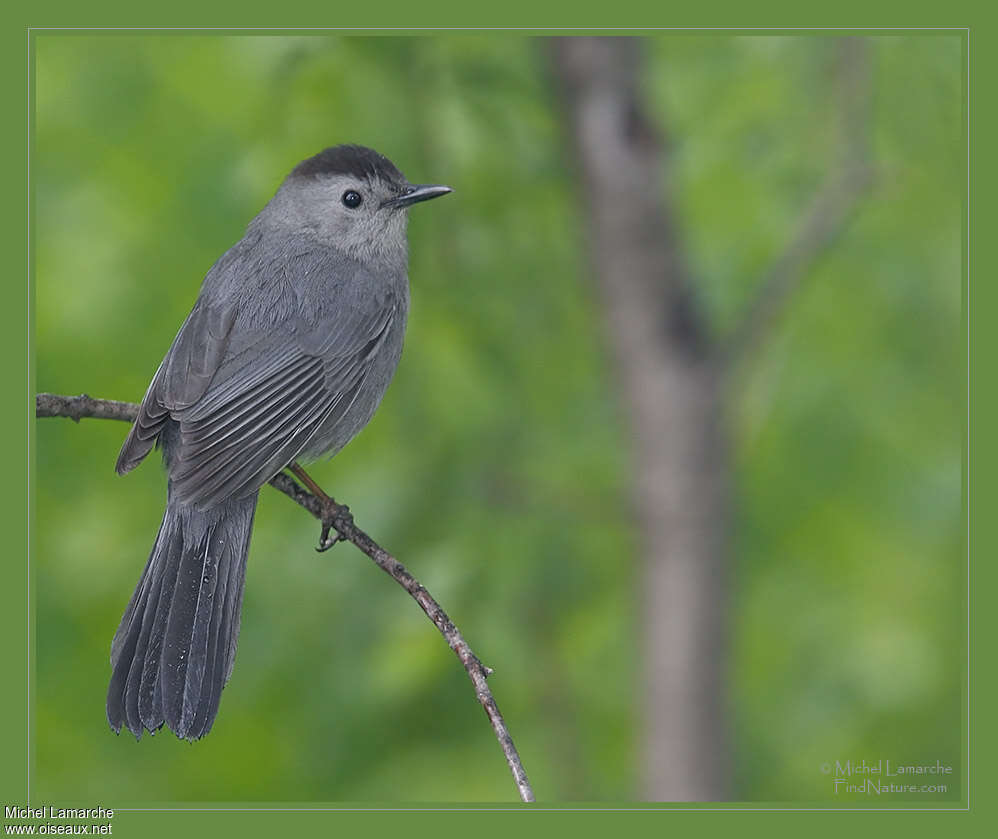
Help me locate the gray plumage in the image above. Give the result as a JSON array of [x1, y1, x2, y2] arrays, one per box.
[[108, 145, 451, 741]]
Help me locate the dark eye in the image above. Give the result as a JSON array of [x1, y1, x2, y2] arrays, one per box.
[[341, 190, 363, 209]]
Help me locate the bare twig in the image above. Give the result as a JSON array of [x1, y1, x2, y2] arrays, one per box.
[[268, 471, 535, 803], [35, 391, 535, 803], [721, 37, 876, 368]]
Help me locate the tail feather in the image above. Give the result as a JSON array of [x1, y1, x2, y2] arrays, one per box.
[[134, 530, 180, 732], [190, 514, 243, 736], [107, 516, 173, 736], [108, 490, 257, 741], [124, 552, 169, 734]]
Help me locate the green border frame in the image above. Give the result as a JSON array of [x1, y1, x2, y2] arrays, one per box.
[[4, 3, 990, 835], [3, 14, 29, 818]]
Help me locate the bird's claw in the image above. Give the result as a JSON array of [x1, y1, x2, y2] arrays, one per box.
[[316, 529, 344, 552], [315, 501, 353, 553]]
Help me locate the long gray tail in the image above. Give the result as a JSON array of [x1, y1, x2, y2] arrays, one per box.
[[107, 489, 257, 741]]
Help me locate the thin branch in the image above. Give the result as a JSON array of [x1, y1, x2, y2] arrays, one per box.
[[35, 391, 535, 804], [721, 37, 876, 368], [36, 392, 139, 423], [266, 473, 535, 804]]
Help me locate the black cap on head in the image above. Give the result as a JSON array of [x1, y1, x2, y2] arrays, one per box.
[[291, 144, 406, 186]]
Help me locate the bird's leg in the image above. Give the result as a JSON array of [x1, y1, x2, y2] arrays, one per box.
[[288, 462, 354, 552]]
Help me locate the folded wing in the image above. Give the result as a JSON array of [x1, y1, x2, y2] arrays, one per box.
[[116, 289, 395, 509]]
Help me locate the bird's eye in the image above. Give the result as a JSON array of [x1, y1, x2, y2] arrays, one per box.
[[341, 190, 363, 209]]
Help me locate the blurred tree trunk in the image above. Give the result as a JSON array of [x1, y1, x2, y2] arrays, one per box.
[[552, 37, 729, 801], [551, 36, 872, 801]]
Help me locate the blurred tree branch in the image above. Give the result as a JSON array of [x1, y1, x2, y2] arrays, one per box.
[[35, 391, 535, 804], [721, 38, 875, 368]]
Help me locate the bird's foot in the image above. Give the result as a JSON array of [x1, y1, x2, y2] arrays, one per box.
[[287, 462, 354, 553], [317, 500, 353, 553]]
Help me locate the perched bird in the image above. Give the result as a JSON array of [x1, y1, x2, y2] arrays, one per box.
[[107, 145, 452, 741]]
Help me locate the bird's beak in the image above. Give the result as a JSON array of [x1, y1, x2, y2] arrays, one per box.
[[383, 184, 453, 209]]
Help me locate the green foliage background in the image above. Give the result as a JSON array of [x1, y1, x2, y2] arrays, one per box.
[[32, 34, 963, 802]]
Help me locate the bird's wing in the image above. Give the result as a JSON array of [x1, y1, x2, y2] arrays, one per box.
[[167, 301, 396, 508], [116, 276, 397, 509], [116, 300, 237, 476]]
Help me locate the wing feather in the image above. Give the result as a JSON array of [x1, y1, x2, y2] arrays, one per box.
[[171, 365, 327, 494], [117, 251, 399, 506], [166, 310, 394, 508], [116, 302, 236, 475]]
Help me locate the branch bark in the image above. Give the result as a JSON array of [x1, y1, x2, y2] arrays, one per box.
[[36, 392, 535, 804], [35, 392, 139, 423]]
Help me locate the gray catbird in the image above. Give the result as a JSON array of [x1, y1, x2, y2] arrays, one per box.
[[107, 144, 451, 741]]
